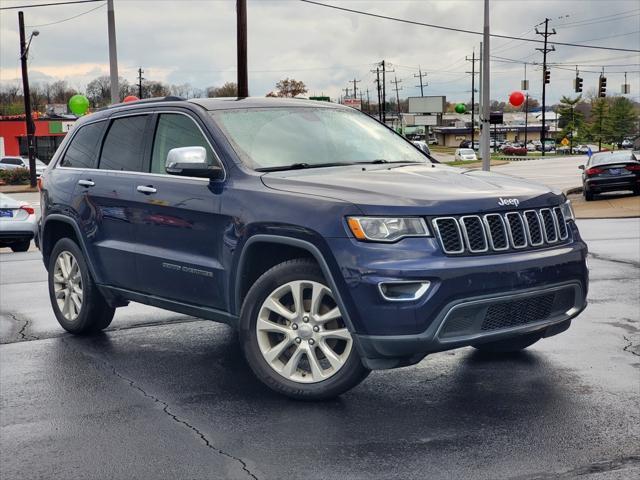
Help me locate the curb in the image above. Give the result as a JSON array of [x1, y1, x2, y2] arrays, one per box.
[[0, 185, 38, 194], [564, 186, 583, 196]]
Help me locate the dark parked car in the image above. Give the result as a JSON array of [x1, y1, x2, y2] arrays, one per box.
[[38, 97, 588, 399], [580, 151, 640, 201]]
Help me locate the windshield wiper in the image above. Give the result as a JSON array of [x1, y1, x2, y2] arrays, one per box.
[[356, 159, 425, 165], [255, 162, 355, 172]]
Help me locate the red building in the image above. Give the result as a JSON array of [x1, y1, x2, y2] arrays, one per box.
[[0, 116, 76, 163]]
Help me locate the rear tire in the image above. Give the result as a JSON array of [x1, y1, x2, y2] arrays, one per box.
[[473, 331, 542, 353], [240, 259, 370, 400], [10, 240, 30, 252], [584, 189, 594, 201], [48, 237, 115, 334]]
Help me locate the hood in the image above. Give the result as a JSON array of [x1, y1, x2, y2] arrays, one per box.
[[261, 163, 562, 215]]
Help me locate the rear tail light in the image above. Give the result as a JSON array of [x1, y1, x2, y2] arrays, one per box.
[[625, 164, 640, 172], [20, 205, 35, 215], [585, 167, 603, 175]]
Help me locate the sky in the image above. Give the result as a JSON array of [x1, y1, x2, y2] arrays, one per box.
[[0, 0, 639, 105]]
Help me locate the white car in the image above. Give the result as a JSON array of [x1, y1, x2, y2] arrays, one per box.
[[454, 148, 478, 161], [412, 140, 431, 156], [0, 193, 37, 252], [0, 156, 47, 177]]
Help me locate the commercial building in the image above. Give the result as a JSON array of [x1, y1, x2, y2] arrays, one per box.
[[0, 115, 76, 163]]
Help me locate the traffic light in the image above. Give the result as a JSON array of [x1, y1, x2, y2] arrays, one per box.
[[574, 76, 583, 93], [544, 70, 551, 84], [598, 75, 607, 97]]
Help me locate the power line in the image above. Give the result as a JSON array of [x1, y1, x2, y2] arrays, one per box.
[[25, 2, 105, 27], [0, 0, 103, 10], [298, 0, 640, 53], [555, 9, 640, 28]]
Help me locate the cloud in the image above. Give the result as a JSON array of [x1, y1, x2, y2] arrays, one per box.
[[1, 0, 638, 103]]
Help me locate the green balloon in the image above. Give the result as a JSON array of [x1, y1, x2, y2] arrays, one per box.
[[455, 103, 466, 114], [68, 94, 90, 116]]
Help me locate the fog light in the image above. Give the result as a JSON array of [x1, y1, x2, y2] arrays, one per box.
[[378, 281, 430, 302]]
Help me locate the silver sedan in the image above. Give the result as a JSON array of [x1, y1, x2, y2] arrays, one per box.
[[0, 192, 37, 252]]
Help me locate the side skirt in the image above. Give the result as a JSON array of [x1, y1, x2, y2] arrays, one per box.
[[100, 285, 239, 327]]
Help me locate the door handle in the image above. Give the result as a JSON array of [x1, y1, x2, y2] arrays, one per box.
[[78, 179, 95, 187], [137, 185, 157, 194]]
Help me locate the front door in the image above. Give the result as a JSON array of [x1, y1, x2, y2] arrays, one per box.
[[132, 112, 228, 309]]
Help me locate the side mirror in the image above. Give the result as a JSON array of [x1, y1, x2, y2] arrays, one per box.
[[165, 146, 223, 179], [578, 165, 585, 170]]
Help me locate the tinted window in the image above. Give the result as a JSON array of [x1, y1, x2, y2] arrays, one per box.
[[100, 116, 148, 172], [60, 122, 104, 169], [1, 158, 24, 166], [150, 114, 216, 174]]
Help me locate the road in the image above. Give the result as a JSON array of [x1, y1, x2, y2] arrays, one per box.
[[494, 155, 586, 191], [1, 218, 638, 480]]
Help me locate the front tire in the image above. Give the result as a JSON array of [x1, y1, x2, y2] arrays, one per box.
[[48, 238, 115, 334], [473, 331, 542, 353], [240, 259, 369, 400]]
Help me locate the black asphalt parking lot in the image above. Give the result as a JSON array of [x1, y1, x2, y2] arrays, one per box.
[[1, 219, 639, 480]]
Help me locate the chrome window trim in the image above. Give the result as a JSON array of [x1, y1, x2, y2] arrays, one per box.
[[553, 207, 569, 240], [523, 210, 544, 247], [55, 165, 210, 182], [482, 214, 510, 251], [539, 208, 558, 243], [504, 212, 528, 249], [55, 110, 226, 182], [432, 217, 465, 254], [459, 215, 488, 253]]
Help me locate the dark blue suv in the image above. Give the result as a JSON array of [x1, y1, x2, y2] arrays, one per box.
[[39, 97, 588, 399]]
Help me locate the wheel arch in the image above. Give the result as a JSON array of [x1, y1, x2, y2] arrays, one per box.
[[234, 235, 357, 335], [41, 215, 99, 281]]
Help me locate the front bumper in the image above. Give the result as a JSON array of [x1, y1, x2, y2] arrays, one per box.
[[326, 222, 588, 368]]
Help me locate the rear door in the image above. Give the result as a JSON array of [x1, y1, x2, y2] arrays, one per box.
[[131, 111, 228, 309], [72, 114, 153, 290]]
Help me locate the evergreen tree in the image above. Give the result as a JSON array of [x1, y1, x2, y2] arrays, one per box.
[[605, 96, 637, 145]]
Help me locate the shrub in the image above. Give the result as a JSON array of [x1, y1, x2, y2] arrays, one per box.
[[0, 168, 30, 185], [503, 146, 527, 156]]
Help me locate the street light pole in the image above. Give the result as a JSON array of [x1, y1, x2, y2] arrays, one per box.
[[18, 11, 37, 188]]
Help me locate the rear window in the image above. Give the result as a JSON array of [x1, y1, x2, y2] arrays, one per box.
[[60, 122, 105, 169], [99, 116, 148, 172], [460, 149, 474, 155], [590, 152, 635, 166], [1, 158, 24, 166]]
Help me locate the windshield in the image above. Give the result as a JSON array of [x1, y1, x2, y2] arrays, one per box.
[[210, 107, 428, 170], [460, 149, 474, 155]]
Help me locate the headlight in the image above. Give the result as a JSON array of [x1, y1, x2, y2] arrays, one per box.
[[560, 199, 575, 221], [347, 217, 430, 242]]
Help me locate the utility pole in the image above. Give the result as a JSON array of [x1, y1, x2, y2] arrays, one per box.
[[378, 60, 393, 123], [391, 75, 402, 116], [523, 62, 529, 145], [137, 67, 144, 99], [366, 88, 371, 114], [352, 78, 360, 99], [466, 51, 479, 147], [18, 11, 36, 188], [237, 0, 248, 97], [414, 67, 427, 97], [343, 86, 351, 98], [107, 0, 119, 104], [372, 66, 382, 121], [536, 18, 556, 156], [480, 1, 491, 171]]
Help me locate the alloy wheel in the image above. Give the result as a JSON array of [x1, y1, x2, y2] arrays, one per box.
[[256, 280, 353, 383], [53, 251, 83, 321]]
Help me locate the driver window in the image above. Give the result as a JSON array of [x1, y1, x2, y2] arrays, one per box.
[[151, 114, 216, 174]]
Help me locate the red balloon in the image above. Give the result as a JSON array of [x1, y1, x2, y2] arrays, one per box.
[[509, 91, 525, 107], [123, 95, 139, 103]]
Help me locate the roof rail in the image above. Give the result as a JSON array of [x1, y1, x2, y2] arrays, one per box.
[[103, 96, 186, 109]]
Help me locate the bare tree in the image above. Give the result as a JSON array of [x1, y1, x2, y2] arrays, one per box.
[[206, 82, 238, 97]]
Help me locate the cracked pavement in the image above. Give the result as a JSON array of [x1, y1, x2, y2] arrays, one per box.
[[1, 218, 639, 479]]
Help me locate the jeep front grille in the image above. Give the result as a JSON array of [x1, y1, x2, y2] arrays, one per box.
[[432, 207, 569, 255]]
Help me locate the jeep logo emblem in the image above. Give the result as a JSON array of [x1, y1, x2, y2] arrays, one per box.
[[498, 197, 520, 207]]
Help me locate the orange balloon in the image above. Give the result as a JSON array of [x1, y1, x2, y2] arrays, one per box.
[[123, 95, 139, 103]]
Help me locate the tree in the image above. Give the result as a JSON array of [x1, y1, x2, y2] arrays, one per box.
[[587, 98, 608, 147], [141, 80, 170, 98], [207, 82, 238, 97], [606, 96, 636, 145], [267, 78, 307, 98], [557, 95, 584, 144], [86, 76, 131, 107]]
